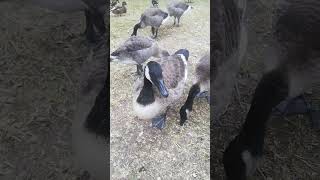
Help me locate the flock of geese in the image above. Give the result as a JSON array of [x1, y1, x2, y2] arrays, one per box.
[[110, 0, 203, 130], [2, 0, 320, 179]]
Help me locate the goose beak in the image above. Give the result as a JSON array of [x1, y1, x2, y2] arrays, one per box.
[[110, 51, 119, 62], [155, 79, 169, 97]]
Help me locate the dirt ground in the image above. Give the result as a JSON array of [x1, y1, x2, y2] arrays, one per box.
[[110, 0, 210, 179], [0, 1, 93, 179]]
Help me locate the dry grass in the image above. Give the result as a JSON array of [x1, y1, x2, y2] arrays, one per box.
[[110, 0, 210, 179]]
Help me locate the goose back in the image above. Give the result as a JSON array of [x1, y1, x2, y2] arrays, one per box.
[[111, 36, 159, 64], [195, 52, 210, 83], [140, 8, 168, 28], [167, 1, 190, 17], [195, 52, 210, 91], [161, 55, 188, 89]]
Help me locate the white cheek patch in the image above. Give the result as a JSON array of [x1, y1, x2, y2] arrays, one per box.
[[186, 109, 190, 118], [145, 66, 152, 82], [178, 54, 188, 82], [184, 6, 192, 14], [162, 16, 170, 25]]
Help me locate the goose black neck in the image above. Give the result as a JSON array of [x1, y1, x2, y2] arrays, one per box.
[[131, 23, 141, 36], [137, 76, 155, 105], [239, 69, 288, 155]]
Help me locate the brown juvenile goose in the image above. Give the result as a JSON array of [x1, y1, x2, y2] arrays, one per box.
[[167, 0, 192, 26], [131, 8, 169, 38], [110, 36, 169, 75], [133, 49, 189, 129], [179, 52, 210, 125]]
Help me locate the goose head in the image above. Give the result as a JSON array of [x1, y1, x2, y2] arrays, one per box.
[[110, 47, 136, 64], [184, 4, 193, 14], [122, 1, 127, 6], [174, 48, 189, 61], [223, 134, 259, 180], [152, 0, 159, 8], [144, 61, 169, 97], [223, 136, 247, 180]]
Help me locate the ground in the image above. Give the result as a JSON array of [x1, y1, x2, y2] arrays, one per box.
[[110, 0, 210, 179]]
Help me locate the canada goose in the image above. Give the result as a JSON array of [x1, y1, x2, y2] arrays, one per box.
[[211, 0, 247, 124], [167, 0, 192, 26], [179, 52, 209, 125], [111, 1, 127, 16], [132, 49, 189, 129], [223, 0, 320, 179], [72, 45, 108, 180], [110, 36, 169, 75], [151, 0, 159, 8], [24, 0, 107, 43], [110, 0, 119, 9], [131, 8, 169, 38]]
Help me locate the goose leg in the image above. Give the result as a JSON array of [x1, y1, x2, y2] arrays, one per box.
[[272, 95, 320, 129], [154, 28, 159, 38], [177, 17, 180, 26], [272, 95, 311, 116], [151, 113, 167, 129], [180, 84, 200, 126], [151, 27, 155, 37], [131, 23, 141, 36], [173, 17, 176, 26], [196, 91, 210, 104]]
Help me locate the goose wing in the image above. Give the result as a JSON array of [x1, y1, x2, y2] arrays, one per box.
[[195, 52, 210, 82], [160, 55, 187, 89], [174, 2, 189, 11], [143, 8, 168, 22], [123, 36, 155, 52], [167, 1, 186, 15]]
